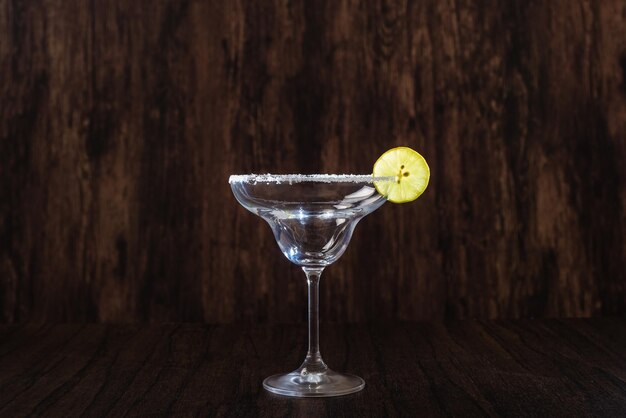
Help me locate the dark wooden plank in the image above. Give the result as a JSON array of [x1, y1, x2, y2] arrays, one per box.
[[0, 320, 625, 416], [0, 325, 82, 389], [1, 0, 626, 323], [0, 325, 87, 414]]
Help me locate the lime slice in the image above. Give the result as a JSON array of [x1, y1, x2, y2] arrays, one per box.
[[373, 146, 430, 203]]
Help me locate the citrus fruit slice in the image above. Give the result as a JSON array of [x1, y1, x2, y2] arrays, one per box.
[[373, 146, 430, 203]]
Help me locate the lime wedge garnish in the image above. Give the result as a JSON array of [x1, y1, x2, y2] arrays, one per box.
[[373, 146, 430, 203]]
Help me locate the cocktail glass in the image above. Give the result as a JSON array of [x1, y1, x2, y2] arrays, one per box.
[[229, 174, 394, 397]]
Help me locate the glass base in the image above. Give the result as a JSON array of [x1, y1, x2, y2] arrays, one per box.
[[263, 369, 365, 397]]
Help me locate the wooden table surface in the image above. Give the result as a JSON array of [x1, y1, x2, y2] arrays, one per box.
[[0, 319, 625, 417]]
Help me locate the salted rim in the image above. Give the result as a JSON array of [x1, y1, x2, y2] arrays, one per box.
[[229, 174, 396, 184]]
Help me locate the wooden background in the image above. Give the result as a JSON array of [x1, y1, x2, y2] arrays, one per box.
[[0, 0, 625, 323]]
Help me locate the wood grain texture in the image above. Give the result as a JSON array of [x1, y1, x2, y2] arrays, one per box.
[[0, 0, 625, 322], [0, 320, 625, 416]]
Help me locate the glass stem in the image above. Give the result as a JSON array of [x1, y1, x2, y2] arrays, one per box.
[[301, 267, 327, 374]]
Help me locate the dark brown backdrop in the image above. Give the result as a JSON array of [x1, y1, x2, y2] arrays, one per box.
[[1, 0, 625, 323]]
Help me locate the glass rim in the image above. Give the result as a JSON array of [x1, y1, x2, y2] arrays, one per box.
[[228, 174, 396, 184]]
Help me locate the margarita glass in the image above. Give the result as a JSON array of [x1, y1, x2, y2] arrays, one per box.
[[229, 174, 395, 397]]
